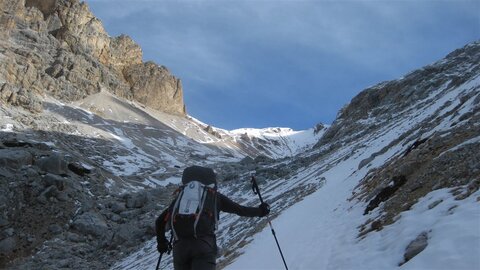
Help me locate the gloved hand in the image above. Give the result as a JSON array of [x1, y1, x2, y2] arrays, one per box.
[[157, 237, 171, 253], [259, 202, 270, 217]]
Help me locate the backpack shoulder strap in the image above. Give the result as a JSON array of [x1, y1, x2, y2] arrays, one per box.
[[213, 189, 218, 230], [193, 184, 209, 238], [170, 185, 186, 241]]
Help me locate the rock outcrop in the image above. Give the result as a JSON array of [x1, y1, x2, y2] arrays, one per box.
[[401, 231, 429, 265], [318, 42, 480, 148], [124, 62, 186, 114], [0, 0, 186, 115]]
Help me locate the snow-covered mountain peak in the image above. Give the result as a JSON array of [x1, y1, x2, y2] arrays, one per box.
[[230, 127, 296, 136], [228, 126, 326, 158], [171, 116, 328, 159]]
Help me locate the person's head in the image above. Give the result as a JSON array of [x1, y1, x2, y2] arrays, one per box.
[[181, 165, 216, 185]]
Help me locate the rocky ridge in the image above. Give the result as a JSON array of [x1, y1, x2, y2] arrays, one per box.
[[0, 0, 185, 115], [315, 42, 480, 225]]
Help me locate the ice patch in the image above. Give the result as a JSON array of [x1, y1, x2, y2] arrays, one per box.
[[143, 176, 181, 188], [1, 123, 14, 132]]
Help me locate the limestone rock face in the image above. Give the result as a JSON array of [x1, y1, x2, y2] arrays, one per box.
[[108, 35, 143, 73], [53, 0, 142, 71], [25, 0, 57, 18], [124, 62, 186, 115], [0, 0, 185, 115]]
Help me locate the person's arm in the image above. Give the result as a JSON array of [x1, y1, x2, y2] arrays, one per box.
[[218, 193, 269, 217], [155, 208, 169, 239], [155, 207, 172, 253]]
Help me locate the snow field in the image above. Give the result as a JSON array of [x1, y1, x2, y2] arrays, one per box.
[[227, 154, 480, 270], [227, 76, 480, 270]]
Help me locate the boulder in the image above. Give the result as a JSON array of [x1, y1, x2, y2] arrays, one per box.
[[67, 162, 91, 176], [404, 231, 429, 263], [72, 212, 108, 237], [0, 149, 33, 169], [48, 224, 63, 235], [110, 202, 126, 214], [143, 221, 156, 237], [2, 139, 32, 147], [125, 192, 148, 209], [0, 236, 16, 254], [42, 173, 68, 190], [109, 214, 121, 223], [56, 191, 69, 202], [4, 228, 14, 237], [66, 232, 84, 243], [35, 153, 68, 175], [119, 209, 141, 219], [36, 185, 59, 204], [111, 225, 139, 248]]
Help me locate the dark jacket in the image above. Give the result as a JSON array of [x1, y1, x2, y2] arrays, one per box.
[[155, 188, 267, 270], [155, 192, 262, 240]]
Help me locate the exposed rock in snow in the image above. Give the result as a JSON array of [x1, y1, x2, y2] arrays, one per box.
[[402, 231, 429, 265]]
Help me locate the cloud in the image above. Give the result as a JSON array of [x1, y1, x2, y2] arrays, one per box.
[[85, 0, 479, 129], [87, 0, 479, 80]]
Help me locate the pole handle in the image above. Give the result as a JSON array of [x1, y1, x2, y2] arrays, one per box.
[[251, 176, 264, 204], [155, 234, 174, 270]]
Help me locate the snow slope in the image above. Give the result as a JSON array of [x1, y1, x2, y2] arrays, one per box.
[[111, 44, 480, 270], [228, 153, 480, 270], [37, 92, 229, 191], [31, 90, 322, 194], [74, 90, 322, 161], [228, 127, 325, 158], [227, 71, 480, 269]]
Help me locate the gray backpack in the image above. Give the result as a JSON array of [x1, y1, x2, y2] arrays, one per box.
[[169, 166, 218, 239]]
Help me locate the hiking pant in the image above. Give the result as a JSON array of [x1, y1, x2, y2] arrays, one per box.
[[173, 236, 217, 270]]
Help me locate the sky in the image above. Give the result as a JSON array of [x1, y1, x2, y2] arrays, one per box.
[[85, 0, 479, 130]]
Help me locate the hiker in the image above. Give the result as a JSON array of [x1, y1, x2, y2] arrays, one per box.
[[155, 165, 270, 270]]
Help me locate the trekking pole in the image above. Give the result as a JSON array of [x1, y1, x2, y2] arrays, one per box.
[[155, 252, 163, 270], [155, 234, 174, 270], [251, 176, 289, 270]]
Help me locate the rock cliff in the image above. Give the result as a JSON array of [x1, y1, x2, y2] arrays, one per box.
[[0, 0, 186, 115]]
